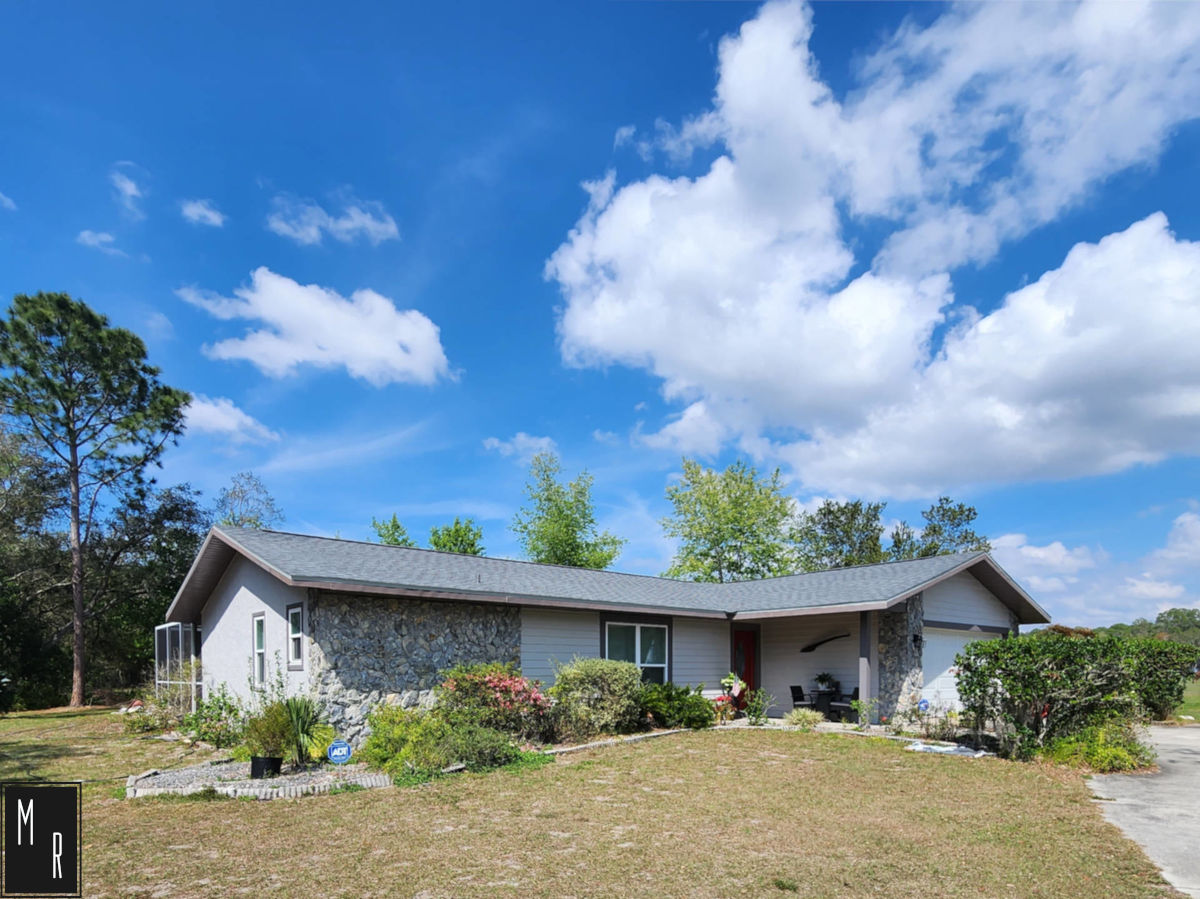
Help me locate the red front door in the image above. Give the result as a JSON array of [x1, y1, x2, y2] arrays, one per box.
[[732, 629, 757, 705]]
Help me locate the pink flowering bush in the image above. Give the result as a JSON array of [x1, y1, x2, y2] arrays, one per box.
[[438, 662, 552, 741]]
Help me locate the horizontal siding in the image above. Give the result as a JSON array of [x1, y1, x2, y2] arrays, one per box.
[[671, 617, 729, 694], [923, 572, 1012, 628], [519, 607, 600, 684], [760, 612, 864, 717]]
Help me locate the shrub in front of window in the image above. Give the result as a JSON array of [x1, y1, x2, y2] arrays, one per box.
[[549, 657, 644, 741], [640, 682, 715, 730], [437, 662, 552, 741], [183, 684, 245, 748]]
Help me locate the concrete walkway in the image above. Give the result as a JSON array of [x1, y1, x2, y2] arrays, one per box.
[[1089, 726, 1200, 897]]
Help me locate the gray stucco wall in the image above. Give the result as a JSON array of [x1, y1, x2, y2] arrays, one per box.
[[308, 592, 521, 743], [877, 593, 923, 722], [199, 556, 310, 704]]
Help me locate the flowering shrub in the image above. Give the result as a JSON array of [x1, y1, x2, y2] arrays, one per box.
[[438, 662, 551, 741], [713, 695, 737, 724]]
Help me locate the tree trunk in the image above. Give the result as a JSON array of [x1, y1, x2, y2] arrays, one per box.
[[69, 453, 84, 708]]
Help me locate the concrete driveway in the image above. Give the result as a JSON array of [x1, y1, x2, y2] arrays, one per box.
[[1089, 726, 1200, 897]]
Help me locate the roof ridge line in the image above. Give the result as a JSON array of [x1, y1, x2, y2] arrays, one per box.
[[217, 526, 984, 587]]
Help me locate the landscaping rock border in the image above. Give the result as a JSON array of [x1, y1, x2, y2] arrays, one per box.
[[125, 761, 392, 800]]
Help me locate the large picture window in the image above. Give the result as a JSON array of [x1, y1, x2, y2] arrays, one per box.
[[605, 621, 668, 684], [286, 603, 304, 670], [252, 613, 265, 685]]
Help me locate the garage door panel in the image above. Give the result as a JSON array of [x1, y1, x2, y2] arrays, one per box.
[[920, 628, 999, 710]]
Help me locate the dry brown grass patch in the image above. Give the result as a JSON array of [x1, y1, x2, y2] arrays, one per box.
[[0, 710, 1180, 897]]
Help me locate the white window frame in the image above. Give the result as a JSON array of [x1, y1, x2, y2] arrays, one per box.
[[286, 603, 304, 670], [604, 621, 669, 683], [252, 612, 266, 685]]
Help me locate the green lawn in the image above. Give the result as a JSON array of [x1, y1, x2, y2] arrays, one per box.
[[1175, 678, 1200, 720], [0, 708, 1179, 898]]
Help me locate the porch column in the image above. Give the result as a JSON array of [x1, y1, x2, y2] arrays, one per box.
[[859, 611, 873, 719]]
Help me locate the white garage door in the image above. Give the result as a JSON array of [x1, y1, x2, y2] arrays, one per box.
[[921, 628, 999, 710]]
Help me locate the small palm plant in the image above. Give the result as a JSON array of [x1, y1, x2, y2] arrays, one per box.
[[284, 696, 324, 767]]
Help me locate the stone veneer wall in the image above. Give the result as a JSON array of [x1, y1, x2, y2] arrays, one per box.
[[308, 592, 521, 744], [877, 593, 923, 721]]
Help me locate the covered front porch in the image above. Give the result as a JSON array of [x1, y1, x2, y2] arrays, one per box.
[[729, 600, 923, 724]]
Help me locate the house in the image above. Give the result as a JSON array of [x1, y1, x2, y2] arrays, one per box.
[[159, 526, 1049, 741]]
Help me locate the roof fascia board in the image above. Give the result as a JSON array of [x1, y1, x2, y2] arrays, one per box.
[[165, 529, 230, 621], [732, 599, 893, 620]]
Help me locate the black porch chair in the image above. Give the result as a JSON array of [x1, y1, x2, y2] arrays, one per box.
[[789, 685, 815, 709], [828, 687, 858, 721]]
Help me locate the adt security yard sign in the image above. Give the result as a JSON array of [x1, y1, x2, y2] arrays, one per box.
[[327, 740, 352, 765]]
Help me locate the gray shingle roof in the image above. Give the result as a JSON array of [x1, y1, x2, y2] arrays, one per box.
[[168, 526, 1048, 624]]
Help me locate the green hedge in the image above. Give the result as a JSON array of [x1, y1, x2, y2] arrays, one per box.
[[956, 632, 1200, 759], [361, 706, 520, 782], [640, 682, 715, 729], [549, 657, 644, 741]]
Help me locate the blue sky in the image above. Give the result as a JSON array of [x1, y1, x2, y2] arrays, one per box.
[[2, 1, 1200, 626]]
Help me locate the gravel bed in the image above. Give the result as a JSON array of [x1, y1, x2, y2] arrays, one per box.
[[126, 761, 391, 800]]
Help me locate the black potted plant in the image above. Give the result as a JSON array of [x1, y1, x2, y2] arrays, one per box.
[[245, 700, 290, 778]]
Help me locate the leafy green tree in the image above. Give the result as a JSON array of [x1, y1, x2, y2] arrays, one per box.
[[215, 471, 283, 529], [793, 500, 887, 571], [372, 513, 416, 547], [85, 484, 210, 689], [0, 292, 188, 706], [512, 452, 624, 569], [429, 517, 485, 555], [1095, 609, 1200, 647], [661, 458, 798, 582], [890, 496, 990, 559]]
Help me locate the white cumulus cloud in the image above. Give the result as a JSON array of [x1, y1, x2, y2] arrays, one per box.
[[180, 199, 226, 227], [547, 0, 1200, 499], [991, 533, 1100, 594], [0, 191, 16, 211], [185, 395, 279, 444], [1151, 512, 1200, 569], [176, 267, 451, 386], [1122, 575, 1185, 602], [266, 191, 399, 246]]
